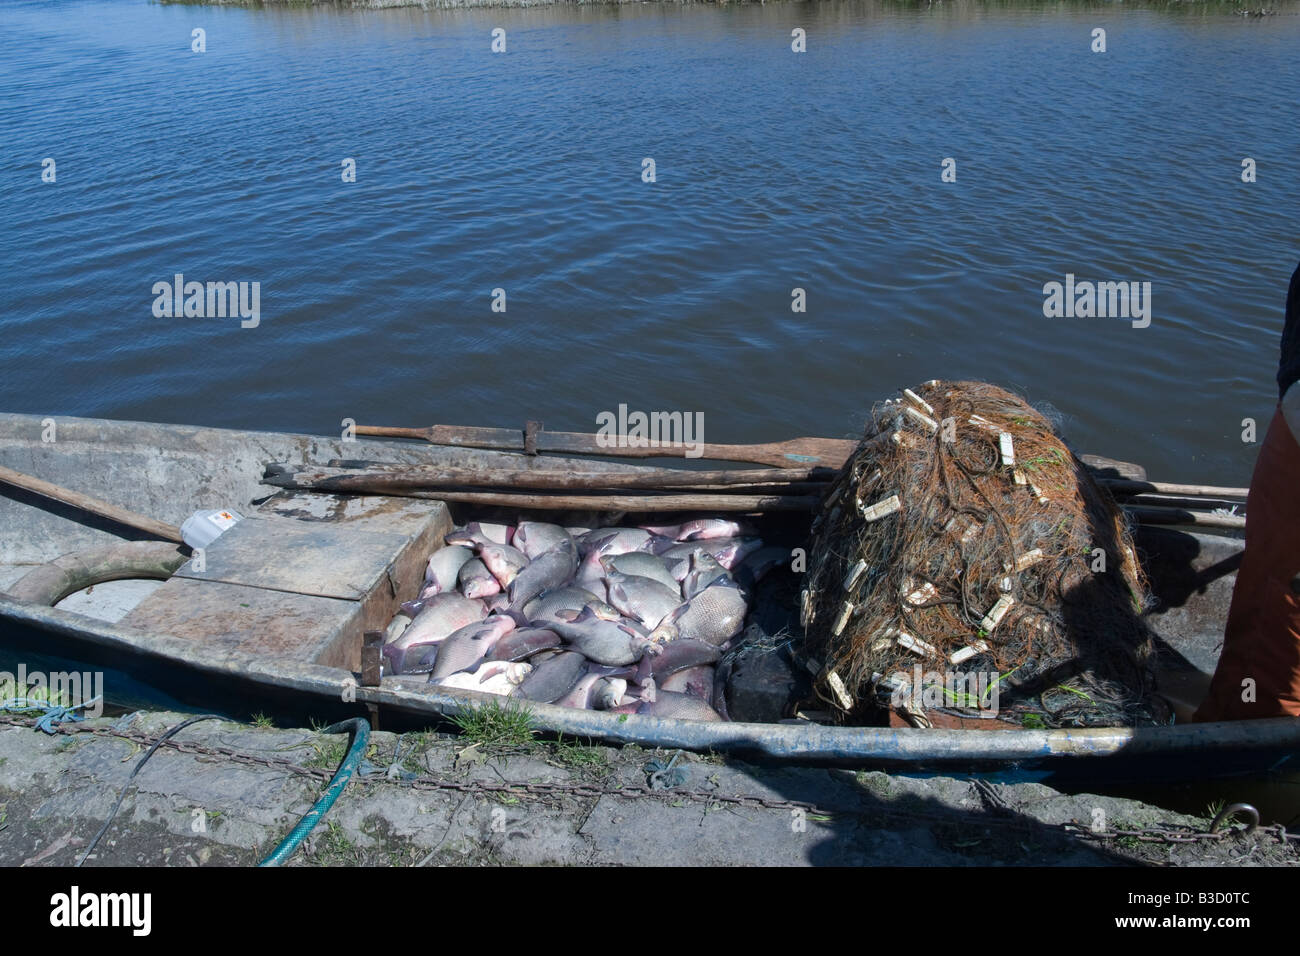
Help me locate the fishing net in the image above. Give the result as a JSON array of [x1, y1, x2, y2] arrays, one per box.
[[802, 380, 1165, 729]]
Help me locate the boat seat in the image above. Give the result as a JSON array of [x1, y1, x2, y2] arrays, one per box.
[[120, 494, 450, 670]]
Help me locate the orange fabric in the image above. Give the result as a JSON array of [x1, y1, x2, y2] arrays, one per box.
[[1194, 406, 1300, 721]]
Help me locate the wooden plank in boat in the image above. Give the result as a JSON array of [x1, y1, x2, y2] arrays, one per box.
[[122, 498, 451, 670], [248, 496, 452, 633], [255, 490, 448, 538], [119, 578, 362, 668], [174, 515, 412, 601]]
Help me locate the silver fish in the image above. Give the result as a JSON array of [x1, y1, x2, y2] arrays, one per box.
[[580, 527, 653, 557], [636, 638, 721, 682], [429, 615, 517, 680], [555, 672, 604, 709], [458, 557, 501, 599], [573, 548, 608, 596], [638, 691, 722, 721], [513, 522, 573, 560], [478, 543, 530, 588], [432, 660, 532, 696], [584, 663, 638, 680], [651, 581, 748, 647], [645, 534, 680, 556], [682, 551, 733, 599], [486, 626, 562, 662], [550, 607, 657, 666], [515, 650, 587, 703], [523, 587, 614, 624], [445, 521, 515, 548], [660, 665, 715, 705], [399, 642, 441, 675], [642, 519, 754, 542], [382, 593, 485, 674], [507, 539, 578, 609], [386, 613, 412, 643], [424, 545, 474, 594], [603, 552, 679, 592], [678, 519, 755, 541], [605, 570, 683, 629], [593, 677, 628, 710], [661, 538, 763, 578]]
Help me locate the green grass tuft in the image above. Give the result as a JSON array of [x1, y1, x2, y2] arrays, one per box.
[[450, 700, 535, 748], [550, 734, 609, 773]]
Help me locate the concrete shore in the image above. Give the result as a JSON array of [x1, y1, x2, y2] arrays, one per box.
[[3, 710, 1295, 867]]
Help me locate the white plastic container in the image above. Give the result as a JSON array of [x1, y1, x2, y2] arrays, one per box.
[[180, 509, 243, 551]]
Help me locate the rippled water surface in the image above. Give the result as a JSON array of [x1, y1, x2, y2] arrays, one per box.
[[2, 0, 1298, 483]]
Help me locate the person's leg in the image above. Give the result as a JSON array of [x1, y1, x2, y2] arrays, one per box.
[[1193, 395, 1300, 721]]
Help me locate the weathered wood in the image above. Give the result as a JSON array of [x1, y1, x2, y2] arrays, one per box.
[[265, 462, 832, 495], [158, 502, 451, 669], [1079, 454, 1147, 481], [1101, 479, 1249, 499], [1121, 505, 1246, 530], [174, 516, 415, 601], [361, 630, 383, 687], [1116, 493, 1246, 512], [121, 577, 366, 667], [352, 424, 1155, 484], [0, 463, 183, 544], [298, 462, 837, 488], [296, 487, 821, 512], [355, 422, 858, 469]]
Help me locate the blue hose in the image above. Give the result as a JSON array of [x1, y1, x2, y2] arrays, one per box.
[[1, 695, 103, 734], [258, 717, 370, 867]]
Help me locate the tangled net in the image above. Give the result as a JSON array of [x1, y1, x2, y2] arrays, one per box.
[[803, 381, 1165, 729]]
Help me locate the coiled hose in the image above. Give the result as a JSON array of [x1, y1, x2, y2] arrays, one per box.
[[258, 717, 370, 867]]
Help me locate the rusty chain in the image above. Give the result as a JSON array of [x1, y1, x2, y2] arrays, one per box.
[[4, 713, 1296, 853]]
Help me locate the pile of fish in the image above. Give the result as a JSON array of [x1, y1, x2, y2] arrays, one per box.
[[381, 519, 787, 721]]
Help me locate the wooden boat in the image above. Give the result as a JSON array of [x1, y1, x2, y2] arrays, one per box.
[[1, 411, 1296, 784]]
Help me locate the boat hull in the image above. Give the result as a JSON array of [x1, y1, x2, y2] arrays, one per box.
[[1, 413, 1294, 781]]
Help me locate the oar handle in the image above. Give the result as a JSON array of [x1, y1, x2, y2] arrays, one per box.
[[0, 463, 184, 544], [353, 425, 430, 440]]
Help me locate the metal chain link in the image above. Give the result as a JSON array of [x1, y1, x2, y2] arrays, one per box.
[[5, 713, 1295, 851]]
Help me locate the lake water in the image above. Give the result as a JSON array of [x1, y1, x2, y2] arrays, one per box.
[[2, 0, 1298, 484]]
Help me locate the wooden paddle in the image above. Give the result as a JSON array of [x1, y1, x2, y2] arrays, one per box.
[[354, 421, 859, 469], [0, 463, 184, 544]]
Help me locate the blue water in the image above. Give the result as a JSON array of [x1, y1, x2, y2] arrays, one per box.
[[2, 0, 1298, 484]]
